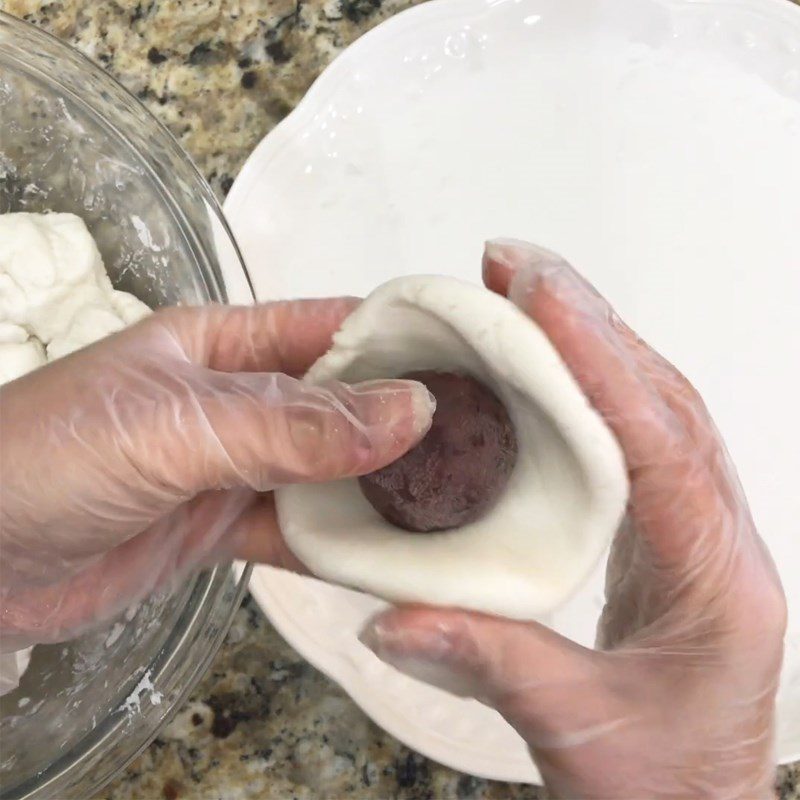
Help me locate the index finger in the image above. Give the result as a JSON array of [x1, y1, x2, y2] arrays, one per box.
[[148, 298, 359, 376], [483, 240, 736, 568]]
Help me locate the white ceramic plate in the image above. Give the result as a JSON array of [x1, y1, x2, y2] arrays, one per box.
[[222, 0, 800, 782]]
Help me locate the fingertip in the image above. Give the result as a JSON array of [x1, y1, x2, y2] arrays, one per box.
[[482, 244, 514, 296], [483, 239, 575, 312], [484, 238, 565, 272], [358, 606, 479, 696], [348, 377, 436, 463], [407, 380, 437, 437], [360, 604, 460, 649], [358, 606, 499, 663]]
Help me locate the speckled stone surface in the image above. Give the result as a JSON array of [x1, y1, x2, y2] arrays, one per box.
[[3, 0, 800, 798], [2, 0, 428, 200], [94, 595, 552, 800]]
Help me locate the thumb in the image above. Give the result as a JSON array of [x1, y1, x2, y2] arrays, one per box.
[[130, 368, 436, 495], [359, 606, 610, 748]]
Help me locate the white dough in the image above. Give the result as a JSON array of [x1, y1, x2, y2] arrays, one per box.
[[277, 276, 629, 619], [0, 212, 151, 366], [0, 339, 46, 385], [0, 211, 152, 694], [0, 650, 31, 697]]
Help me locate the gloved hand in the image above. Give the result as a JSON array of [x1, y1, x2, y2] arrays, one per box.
[[0, 300, 434, 652], [360, 241, 787, 799]]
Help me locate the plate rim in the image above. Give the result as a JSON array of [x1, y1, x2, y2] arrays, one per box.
[[226, 0, 800, 220], [235, 563, 542, 782]]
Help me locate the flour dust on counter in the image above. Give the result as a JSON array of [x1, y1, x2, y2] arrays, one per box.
[[93, 595, 552, 800]]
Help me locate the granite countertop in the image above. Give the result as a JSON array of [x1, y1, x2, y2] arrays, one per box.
[[3, 1, 799, 798]]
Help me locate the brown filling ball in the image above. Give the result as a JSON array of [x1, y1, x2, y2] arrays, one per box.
[[359, 370, 518, 533]]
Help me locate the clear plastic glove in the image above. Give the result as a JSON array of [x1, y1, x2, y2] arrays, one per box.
[[360, 241, 787, 800], [0, 300, 434, 652]]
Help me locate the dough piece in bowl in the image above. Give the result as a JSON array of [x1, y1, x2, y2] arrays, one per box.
[[277, 276, 629, 619]]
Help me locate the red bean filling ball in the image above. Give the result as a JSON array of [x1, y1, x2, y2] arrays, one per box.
[[359, 371, 518, 533]]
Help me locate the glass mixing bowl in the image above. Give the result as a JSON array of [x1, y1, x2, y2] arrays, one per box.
[[0, 13, 254, 799]]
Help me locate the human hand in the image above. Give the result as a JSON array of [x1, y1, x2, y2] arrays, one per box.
[[360, 241, 786, 799], [0, 300, 434, 651]]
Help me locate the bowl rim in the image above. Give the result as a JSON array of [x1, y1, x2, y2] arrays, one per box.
[[0, 10, 256, 304], [1, 12, 255, 799]]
